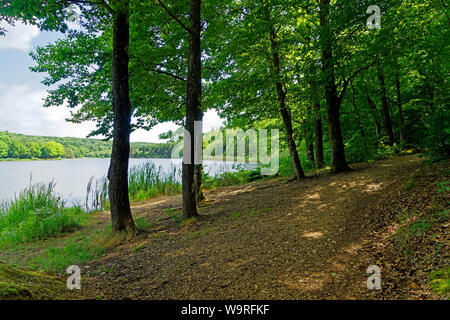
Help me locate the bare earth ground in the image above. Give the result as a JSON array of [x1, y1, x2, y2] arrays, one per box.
[[68, 155, 448, 300]]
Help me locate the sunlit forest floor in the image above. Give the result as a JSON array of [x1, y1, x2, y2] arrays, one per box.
[[62, 154, 447, 300], [1, 155, 448, 300]]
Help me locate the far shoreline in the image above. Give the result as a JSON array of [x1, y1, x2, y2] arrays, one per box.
[[0, 156, 259, 163]]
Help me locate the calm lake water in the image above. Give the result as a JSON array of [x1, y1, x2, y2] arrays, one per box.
[[0, 158, 256, 203]]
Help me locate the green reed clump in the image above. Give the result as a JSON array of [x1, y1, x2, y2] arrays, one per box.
[[86, 175, 108, 211], [0, 182, 88, 246], [128, 162, 181, 201], [202, 167, 263, 188], [86, 162, 182, 209]]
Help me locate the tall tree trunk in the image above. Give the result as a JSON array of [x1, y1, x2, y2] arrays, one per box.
[[182, 0, 201, 219], [395, 72, 404, 144], [305, 105, 315, 162], [194, 110, 204, 202], [269, 27, 305, 180], [351, 84, 368, 153], [314, 101, 325, 169], [366, 93, 382, 139], [377, 63, 395, 145], [319, 0, 350, 173], [108, 0, 134, 232], [305, 130, 315, 162]]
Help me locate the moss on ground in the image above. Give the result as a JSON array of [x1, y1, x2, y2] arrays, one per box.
[[429, 267, 450, 297], [0, 262, 67, 300]]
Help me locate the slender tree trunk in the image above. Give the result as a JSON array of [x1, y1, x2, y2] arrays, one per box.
[[319, 0, 350, 173], [269, 27, 305, 180], [314, 102, 325, 169], [305, 105, 315, 162], [377, 63, 395, 145], [351, 84, 368, 153], [182, 0, 201, 219], [305, 130, 315, 162], [366, 93, 382, 139], [395, 72, 404, 144], [108, 0, 134, 232], [194, 110, 205, 202]]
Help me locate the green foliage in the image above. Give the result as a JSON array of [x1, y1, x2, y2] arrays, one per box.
[[424, 105, 450, 162], [40, 141, 65, 158], [0, 131, 176, 160]]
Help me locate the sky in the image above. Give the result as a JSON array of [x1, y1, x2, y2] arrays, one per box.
[[0, 21, 223, 143]]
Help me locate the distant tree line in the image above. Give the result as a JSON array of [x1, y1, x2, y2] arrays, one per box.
[[0, 132, 176, 160]]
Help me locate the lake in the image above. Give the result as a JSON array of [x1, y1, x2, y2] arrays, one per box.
[[0, 158, 256, 203]]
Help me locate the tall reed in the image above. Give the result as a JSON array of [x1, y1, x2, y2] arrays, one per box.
[[0, 181, 87, 246], [85, 162, 182, 210]]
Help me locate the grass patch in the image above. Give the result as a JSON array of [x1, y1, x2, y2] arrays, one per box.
[[135, 217, 151, 230], [29, 241, 105, 273], [131, 243, 145, 252], [404, 177, 417, 189], [230, 208, 268, 219], [179, 217, 197, 227], [203, 167, 264, 188], [164, 208, 183, 224], [0, 182, 90, 247], [437, 180, 449, 193], [182, 226, 219, 240]]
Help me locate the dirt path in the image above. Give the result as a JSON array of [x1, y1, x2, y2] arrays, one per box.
[[75, 155, 424, 299]]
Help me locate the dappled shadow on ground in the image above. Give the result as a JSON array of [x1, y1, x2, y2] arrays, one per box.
[[73, 155, 423, 299]]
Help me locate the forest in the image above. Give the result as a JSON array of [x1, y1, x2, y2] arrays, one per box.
[[0, 0, 448, 303], [0, 131, 176, 159]]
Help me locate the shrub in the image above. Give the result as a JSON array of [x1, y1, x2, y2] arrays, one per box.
[[424, 105, 450, 162]]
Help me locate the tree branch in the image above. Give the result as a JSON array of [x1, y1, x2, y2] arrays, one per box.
[[156, 0, 193, 35], [152, 67, 186, 82]]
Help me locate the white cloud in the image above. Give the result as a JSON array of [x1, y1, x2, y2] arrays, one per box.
[[0, 21, 40, 52], [0, 84, 97, 138], [0, 84, 225, 143], [131, 110, 224, 143], [203, 109, 224, 133]]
